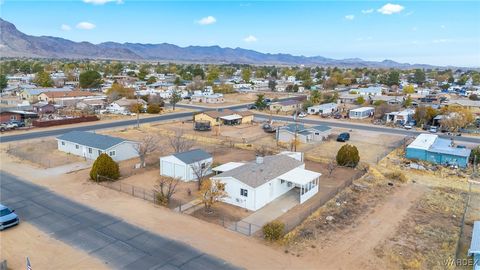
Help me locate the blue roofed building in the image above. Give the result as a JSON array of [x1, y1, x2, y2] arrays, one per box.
[[405, 134, 472, 167], [469, 221, 480, 270], [276, 124, 332, 144], [56, 131, 139, 161]]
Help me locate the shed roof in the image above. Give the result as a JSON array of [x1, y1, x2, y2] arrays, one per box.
[[213, 155, 303, 188], [57, 131, 128, 150], [407, 133, 438, 151], [469, 221, 480, 255], [172, 149, 212, 164]]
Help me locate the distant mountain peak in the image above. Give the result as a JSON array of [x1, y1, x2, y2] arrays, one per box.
[[0, 18, 441, 68]]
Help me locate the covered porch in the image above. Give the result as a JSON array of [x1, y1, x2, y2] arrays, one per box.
[[279, 167, 321, 204], [220, 114, 242, 125]]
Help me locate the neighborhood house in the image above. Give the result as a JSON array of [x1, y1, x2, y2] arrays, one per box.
[[349, 107, 375, 119], [194, 109, 253, 126], [405, 133, 471, 168], [56, 131, 139, 161], [307, 103, 338, 115], [160, 149, 213, 181], [211, 152, 321, 211], [468, 221, 480, 270], [276, 124, 332, 144], [269, 100, 302, 112]]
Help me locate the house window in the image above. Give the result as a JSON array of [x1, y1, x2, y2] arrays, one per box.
[[201, 163, 206, 169], [88, 148, 92, 154], [98, 150, 102, 155], [75, 144, 79, 149], [240, 189, 248, 197], [10, 115, 16, 120], [315, 132, 320, 135], [61, 141, 65, 146], [281, 180, 285, 184], [109, 151, 116, 156]]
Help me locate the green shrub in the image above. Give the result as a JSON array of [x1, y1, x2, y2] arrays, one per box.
[[262, 221, 285, 241], [470, 146, 480, 164], [147, 104, 162, 114], [90, 153, 120, 181], [336, 144, 360, 168]]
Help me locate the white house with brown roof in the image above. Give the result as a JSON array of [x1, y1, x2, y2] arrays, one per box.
[[106, 97, 147, 114], [37, 91, 104, 106], [211, 152, 321, 211]]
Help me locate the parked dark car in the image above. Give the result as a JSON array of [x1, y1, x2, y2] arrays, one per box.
[[247, 104, 257, 110], [0, 204, 19, 230], [336, 132, 350, 142], [334, 114, 342, 119]]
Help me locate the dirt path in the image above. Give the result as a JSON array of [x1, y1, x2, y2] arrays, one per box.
[[0, 153, 311, 270], [304, 183, 427, 270], [0, 222, 109, 270]]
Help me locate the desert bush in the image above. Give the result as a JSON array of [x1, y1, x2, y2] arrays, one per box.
[[90, 153, 120, 181], [147, 104, 162, 114], [336, 144, 360, 167], [385, 170, 407, 183], [263, 220, 285, 241]]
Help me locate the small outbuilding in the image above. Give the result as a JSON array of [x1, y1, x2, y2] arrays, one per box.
[[160, 149, 213, 181], [468, 221, 480, 270], [56, 131, 139, 161], [405, 133, 471, 168]]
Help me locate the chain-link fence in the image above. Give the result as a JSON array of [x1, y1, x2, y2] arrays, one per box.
[[278, 171, 365, 234]]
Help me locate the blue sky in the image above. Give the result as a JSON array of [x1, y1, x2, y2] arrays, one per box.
[[1, 0, 480, 67]]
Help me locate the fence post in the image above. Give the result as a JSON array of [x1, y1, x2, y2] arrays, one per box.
[[249, 223, 252, 236], [235, 222, 238, 231]]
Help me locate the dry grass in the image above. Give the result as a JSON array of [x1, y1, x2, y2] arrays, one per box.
[[374, 187, 467, 270], [6, 139, 84, 168], [384, 170, 408, 183], [284, 165, 395, 249]]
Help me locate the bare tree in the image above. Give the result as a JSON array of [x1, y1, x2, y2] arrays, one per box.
[[168, 130, 194, 153], [154, 175, 180, 206], [134, 135, 159, 167], [255, 145, 273, 156], [191, 161, 212, 190], [327, 159, 337, 176]]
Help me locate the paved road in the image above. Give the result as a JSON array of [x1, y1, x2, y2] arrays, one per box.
[[0, 111, 193, 143], [255, 114, 480, 144], [0, 172, 239, 270]]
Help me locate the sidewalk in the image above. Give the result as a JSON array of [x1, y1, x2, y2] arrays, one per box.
[[240, 189, 300, 233]]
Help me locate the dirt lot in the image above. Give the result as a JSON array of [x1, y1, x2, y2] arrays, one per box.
[[280, 146, 476, 270], [5, 139, 84, 168], [0, 222, 108, 270], [119, 169, 198, 207], [304, 129, 405, 164], [191, 202, 252, 226]]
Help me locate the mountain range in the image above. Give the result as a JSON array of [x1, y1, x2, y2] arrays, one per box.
[[0, 18, 445, 69]]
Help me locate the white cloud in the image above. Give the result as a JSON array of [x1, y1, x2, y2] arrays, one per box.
[[361, 9, 374, 14], [61, 24, 72, 31], [244, 35, 257, 43], [196, 16, 216, 25], [83, 0, 123, 5], [345, 15, 355, 20], [76, 22, 96, 30], [377, 3, 405, 15]]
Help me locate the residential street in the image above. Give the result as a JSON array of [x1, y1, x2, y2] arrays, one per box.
[[2, 104, 480, 144], [0, 171, 239, 270]]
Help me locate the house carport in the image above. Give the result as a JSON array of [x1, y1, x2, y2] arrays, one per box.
[[220, 114, 242, 125], [278, 167, 321, 203]]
